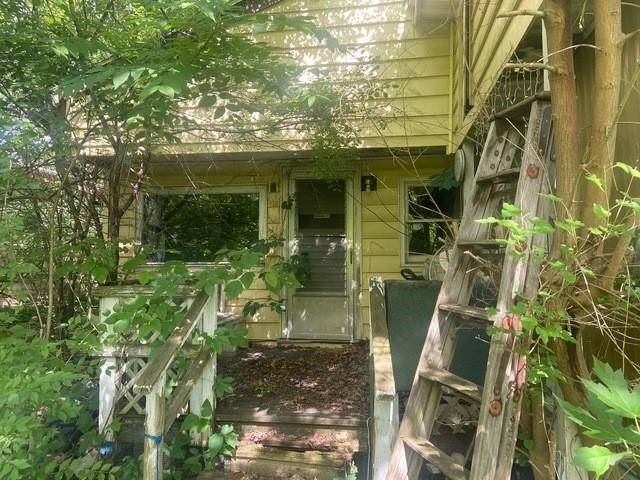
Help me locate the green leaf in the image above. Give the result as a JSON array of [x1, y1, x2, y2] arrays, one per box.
[[561, 271, 577, 284], [263, 270, 280, 292], [520, 315, 537, 331], [588, 359, 640, 418], [213, 106, 226, 119], [572, 446, 628, 479], [501, 203, 522, 217], [112, 319, 131, 333], [181, 414, 200, 431], [592, 203, 610, 220], [112, 70, 131, 89], [200, 399, 213, 418], [239, 272, 255, 288], [157, 84, 176, 98], [555, 219, 584, 232], [224, 280, 244, 299], [614, 162, 640, 179], [208, 433, 224, 456], [585, 173, 605, 191], [220, 424, 234, 436], [540, 193, 563, 203], [530, 217, 555, 234]]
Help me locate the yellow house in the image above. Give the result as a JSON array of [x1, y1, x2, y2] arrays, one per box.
[[125, 0, 639, 345]]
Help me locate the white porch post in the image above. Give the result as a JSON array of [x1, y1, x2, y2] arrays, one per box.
[[143, 371, 166, 480], [189, 291, 218, 446], [98, 296, 118, 441]]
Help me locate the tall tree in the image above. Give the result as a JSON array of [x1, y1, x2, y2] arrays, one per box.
[[0, 0, 345, 325]]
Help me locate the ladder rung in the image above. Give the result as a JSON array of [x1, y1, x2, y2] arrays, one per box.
[[476, 167, 520, 184], [419, 367, 483, 403], [403, 436, 468, 480], [439, 303, 491, 324], [490, 91, 551, 120], [456, 239, 504, 250]]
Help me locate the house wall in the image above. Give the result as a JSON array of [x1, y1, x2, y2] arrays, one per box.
[[137, 154, 452, 341], [257, 0, 452, 150], [158, 0, 452, 156], [357, 155, 451, 335], [448, 0, 543, 152], [118, 0, 461, 341]]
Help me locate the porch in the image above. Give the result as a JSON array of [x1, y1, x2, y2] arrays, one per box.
[[94, 284, 373, 479]]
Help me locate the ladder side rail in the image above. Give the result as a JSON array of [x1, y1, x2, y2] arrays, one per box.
[[387, 119, 524, 480], [470, 101, 554, 479], [493, 101, 555, 479]]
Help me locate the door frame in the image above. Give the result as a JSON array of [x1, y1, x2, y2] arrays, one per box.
[[282, 166, 360, 340]]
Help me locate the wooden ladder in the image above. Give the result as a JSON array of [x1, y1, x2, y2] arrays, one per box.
[[387, 94, 554, 480]]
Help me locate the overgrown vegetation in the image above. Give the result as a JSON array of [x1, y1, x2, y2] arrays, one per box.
[[0, 0, 368, 477]]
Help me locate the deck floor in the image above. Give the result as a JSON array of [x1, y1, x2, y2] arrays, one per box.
[[216, 342, 370, 418]]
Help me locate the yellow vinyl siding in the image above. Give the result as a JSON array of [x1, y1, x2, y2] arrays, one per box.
[[469, 0, 542, 104], [447, 0, 542, 151], [249, 0, 452, 151], [448, 2, 466, 152], [357, 155, 451, 335]]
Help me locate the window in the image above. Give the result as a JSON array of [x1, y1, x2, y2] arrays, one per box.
[[141, 186, 266, 263], [402, 178, 460, 264]]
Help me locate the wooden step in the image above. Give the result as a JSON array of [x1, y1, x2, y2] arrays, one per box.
[[476, 167, 520, 185], [403, 436, 468, 480], [456, 239, 503, 251], [439, 304, 491, 325], [491, 91, 551, 120], [222, 441, 352, 480], [419, 367, 482, 403]]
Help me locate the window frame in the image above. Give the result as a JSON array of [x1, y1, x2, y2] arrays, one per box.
[[400, 178, 459, 266], [137, 185, 268, 264]]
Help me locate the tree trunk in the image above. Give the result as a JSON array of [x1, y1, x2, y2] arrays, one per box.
[[580, 0, 623, 233], [544, 0, 581, 239]]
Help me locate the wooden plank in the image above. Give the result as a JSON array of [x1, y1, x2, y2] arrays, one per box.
[[190, 292, 218, 445], [164, 350, 213, 432], [419, 367, 483, 403], [232, 423, 366, 452], [226, 442, 350, 479], [456, 239, 502, 249], [470, 100, 554, 480], [215, 409, 367, 429], [142, 371, 166, 480], [439, 303, 490, 324], [387, 102, 529, 479], [403, 436, 468, 480], [369, 277, 400, 480], [134, 290, 210, 395], [98, 296, 118, 440], [476, 167, 520, 184], [369, 277, 396, 400]]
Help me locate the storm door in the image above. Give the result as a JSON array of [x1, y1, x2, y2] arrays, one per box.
[[285, 178, 354, 340]]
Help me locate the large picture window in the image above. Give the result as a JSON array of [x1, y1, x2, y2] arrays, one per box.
[[402, 178, 460, 264], [141, 187, 266, 263]]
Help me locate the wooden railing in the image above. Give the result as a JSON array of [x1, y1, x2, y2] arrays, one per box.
[[96, 286, 218, 480], [368, 277, 399, 480]]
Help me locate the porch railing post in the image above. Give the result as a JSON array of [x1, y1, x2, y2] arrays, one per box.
[[98, 296, 118, 441], [143, 371, 167, 480], [189, 290, 218, 446], [368, 277, 400, 480]]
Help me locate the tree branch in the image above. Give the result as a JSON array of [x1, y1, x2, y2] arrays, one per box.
[[623, 28, 640, 44], [497, 9, 544, 19], [504, 62, 560, 73]]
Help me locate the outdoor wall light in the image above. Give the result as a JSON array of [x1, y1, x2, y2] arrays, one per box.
[[361, 175, 377, 192]]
